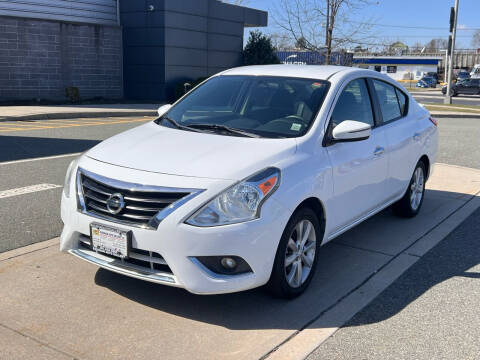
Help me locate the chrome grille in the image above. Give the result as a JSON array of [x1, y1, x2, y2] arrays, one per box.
[[77, 168, 201, 229]]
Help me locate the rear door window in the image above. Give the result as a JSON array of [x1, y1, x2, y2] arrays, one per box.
[[372, 80, 403, 123]]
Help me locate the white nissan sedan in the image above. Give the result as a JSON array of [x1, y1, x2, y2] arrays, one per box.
[[60, 65, 438, 298]]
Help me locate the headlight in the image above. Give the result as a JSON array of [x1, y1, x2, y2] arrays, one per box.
[[186, 167, 281, 227], [63, 158, 79, 198]]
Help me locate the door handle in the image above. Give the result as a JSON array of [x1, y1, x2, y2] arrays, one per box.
[[373, 146, 385, 156], [413, 133, 421, 141]]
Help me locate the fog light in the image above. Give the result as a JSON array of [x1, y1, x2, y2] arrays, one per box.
[[221, 257, 237, 269], [194, 256, 252, 275]]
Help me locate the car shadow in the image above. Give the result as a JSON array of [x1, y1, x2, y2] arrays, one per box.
[[93, 190, 480, 331], [0, 135, 101, 162]]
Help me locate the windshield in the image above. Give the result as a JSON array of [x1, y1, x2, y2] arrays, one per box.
[[160, 75, 330, 138]]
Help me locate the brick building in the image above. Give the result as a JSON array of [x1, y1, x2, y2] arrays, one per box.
[[0, 0, 267, 102]]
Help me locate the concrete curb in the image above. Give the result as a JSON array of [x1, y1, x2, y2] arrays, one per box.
[[0, 110, 157, 122], [430, 112, 480, 119]]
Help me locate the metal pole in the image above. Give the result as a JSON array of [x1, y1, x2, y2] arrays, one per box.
[[445, 0, 459, 104], [444, 49, 448, 83]]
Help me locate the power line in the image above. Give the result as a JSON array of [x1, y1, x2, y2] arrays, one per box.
[[349, 21, 480, 31]]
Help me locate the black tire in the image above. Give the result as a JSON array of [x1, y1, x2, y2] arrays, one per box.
[[393, 161, 426, 218], [267, 207, 323, 299]]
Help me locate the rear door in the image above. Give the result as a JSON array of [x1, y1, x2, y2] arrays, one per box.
[[456, 80, 470, 95], [370, 79, 419, 199], [325, 78, 389, 235]]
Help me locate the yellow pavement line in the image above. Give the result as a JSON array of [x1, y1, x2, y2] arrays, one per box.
[[0, 118, 150, 133], [0, 122, 69, 128], [0, 127, 27, 131], [32, 119, 118, 124], [0, 119, 117, 127]]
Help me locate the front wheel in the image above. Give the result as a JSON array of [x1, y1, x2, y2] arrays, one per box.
[[267, 207, 323, 298], [393, 161, 426, 218]]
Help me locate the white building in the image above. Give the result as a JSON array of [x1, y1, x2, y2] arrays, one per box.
[[353, 56, 441, 81]]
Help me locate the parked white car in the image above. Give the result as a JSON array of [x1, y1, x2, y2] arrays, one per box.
[[60, 65, 438, 298]]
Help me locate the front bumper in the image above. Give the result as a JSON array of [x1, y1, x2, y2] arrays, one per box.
[[60, 158, 292, 295]]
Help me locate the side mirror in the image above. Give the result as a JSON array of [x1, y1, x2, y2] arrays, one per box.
[[157, 104, 172, 117], [332, 120, 371, 142]]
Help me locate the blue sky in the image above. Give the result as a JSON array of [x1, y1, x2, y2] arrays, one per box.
[[245, 0, 480, 49]]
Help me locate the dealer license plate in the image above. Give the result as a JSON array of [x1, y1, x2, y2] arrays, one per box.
[[90, 223, 131, 259]]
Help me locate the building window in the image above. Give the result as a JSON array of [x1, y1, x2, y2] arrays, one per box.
[[387, 66, 397, 73], [374, 65, 381, 72]]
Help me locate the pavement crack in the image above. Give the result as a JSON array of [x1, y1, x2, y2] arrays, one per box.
[[0, 323, 79, 359], [0, 242, 59, 262], [333, 242, 395, 257]]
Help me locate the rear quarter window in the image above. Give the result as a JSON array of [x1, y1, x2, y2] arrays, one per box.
[[395, 88, 408, 116], [372, 79, 408, 123]]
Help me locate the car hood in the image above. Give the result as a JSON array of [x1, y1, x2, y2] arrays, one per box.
[[86, 122, 297, 180]]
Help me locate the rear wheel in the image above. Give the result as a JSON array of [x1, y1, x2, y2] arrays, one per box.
[[393, 161, 426, 218], [267, 207, 323, 298]]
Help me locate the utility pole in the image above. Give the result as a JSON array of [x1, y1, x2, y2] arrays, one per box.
[[444, 0, 459, 104], [325, 0, 330, 65]]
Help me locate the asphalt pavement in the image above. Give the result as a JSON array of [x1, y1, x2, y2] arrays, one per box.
[[307, 206, 480, 360], [0, 116, 153, 252], [409, 90, 480, 106], [0, 115, 478, 253]]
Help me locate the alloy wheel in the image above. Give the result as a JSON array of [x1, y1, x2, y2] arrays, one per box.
[[284, 219, 316, 288], [410, 167, 424, 211]]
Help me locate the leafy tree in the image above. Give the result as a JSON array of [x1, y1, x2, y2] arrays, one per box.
[[243, 30, 281, 65]]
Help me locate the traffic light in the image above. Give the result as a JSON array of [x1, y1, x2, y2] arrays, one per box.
[[449, 7, 455, 33]]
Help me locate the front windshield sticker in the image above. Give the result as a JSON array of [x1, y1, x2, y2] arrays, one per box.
[[291, 123, 302, 131]]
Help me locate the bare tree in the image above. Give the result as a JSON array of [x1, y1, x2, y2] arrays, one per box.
[[425, 38, 448, 52], [472, 30, 480, 48], [273, 0, 375, 64], [271, 32, 294, 50], [411, 42, 424, 53]]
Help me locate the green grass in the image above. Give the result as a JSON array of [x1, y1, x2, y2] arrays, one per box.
[[424, 102, 480, 113]]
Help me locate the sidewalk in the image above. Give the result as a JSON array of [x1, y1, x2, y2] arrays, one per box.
[[1, 164, 480, 360], [0, 104, 159, 121]]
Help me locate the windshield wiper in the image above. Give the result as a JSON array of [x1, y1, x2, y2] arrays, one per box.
[[188, 123, 260, 138], [157, 116, 205, 133]]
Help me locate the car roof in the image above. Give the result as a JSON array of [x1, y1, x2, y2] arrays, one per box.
[[220, 65, 353, 80]]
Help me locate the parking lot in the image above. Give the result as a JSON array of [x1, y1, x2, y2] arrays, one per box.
[[410, 90, 480, 107], [0, 113, 479, 359]]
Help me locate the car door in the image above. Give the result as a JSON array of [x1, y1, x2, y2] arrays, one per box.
[[325, 78, 389, 236], [469, 79, 480, 95], [456, 80, 469, 95], [371, 79, 419, 199]]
